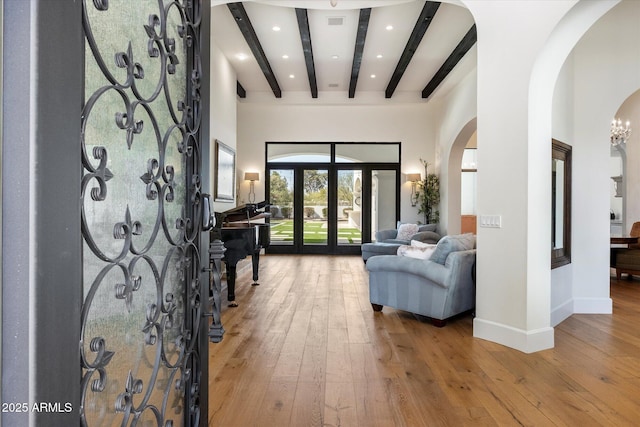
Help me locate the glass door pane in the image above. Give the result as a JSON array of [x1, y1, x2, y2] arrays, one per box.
[[337, 170, 362, 245], [371, 170, 397, 241], [81, 1, 204, 425], [303, 169, 328, 246], [269, 169, 295, 246]]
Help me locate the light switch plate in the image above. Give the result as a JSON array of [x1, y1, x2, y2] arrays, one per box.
[[479, 215, 502, 228]]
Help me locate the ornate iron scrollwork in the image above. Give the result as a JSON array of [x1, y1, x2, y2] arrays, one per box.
[[80, 1, 204, 426]]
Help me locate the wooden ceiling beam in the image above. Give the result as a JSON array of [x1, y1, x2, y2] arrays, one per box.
[[422, 24, 477, 99], [237, 81, 246, 98], [385, 1, 441, 99], [295, 8, 318, 98], [227, 2, 282, 98], [349, 8, 371, 99]]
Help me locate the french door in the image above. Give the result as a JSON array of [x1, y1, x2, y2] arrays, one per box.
[[267, 162, 399, 255]]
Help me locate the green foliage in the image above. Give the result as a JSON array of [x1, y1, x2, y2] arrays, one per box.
[[416, 159, 440, 224], [303, 170, 328, 193], [304, 187, 327, 205], [304, 206, 316, 218], [337, 172, 354, 206], [270, 171, 292, 206], [280, 206, 292, 219]]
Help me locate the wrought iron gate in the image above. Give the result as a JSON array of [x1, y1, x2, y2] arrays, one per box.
[[80, 1, 208, 425]]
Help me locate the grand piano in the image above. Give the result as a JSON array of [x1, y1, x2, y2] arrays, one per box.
[[211, 201, 270, 307]]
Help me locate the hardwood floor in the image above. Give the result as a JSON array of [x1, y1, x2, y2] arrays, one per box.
[[208, 255, 640, 426]]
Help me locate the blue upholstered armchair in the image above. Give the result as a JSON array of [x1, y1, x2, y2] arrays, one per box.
[[361, 223, 441, 263], [366, 235, 476, 326]]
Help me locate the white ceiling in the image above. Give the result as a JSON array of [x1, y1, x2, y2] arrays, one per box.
[[210, 0, 476, 103]]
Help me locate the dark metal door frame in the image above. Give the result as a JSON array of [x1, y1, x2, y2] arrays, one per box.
[[266, 163, 400, 255]]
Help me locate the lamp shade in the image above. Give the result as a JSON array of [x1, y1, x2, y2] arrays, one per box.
[[244, 172, 259, 181], [406, 173, 421, 182]]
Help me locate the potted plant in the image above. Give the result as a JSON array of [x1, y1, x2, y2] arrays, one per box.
[[416, 159, 440, 224]]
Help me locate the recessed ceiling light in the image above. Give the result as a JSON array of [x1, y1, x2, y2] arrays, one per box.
[[370, 74, 376, 79], [235, 53, 248, 61], [376, 54, 383, 59], [331, 55, 339, 60], [272, 26, 281, 31], [386, 25, 393, 31], [289, 74, 295, 79], [282, 54, 289, 59]]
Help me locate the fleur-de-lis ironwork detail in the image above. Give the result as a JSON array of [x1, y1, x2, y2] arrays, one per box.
[[86, 337, 115, 393], [115, 107, 144, 150], [113, 207, 143, 240], [140, 158, 160, 200], [115, 42, 144, 80], [142, 303, 159, 345], [115, 371, 144, 413], [87, 146, 114, 201], [163, 292, 177, 329], [115, 274, 142, 313], [145, 14, 161, 58], [165, 165, 175, 202]]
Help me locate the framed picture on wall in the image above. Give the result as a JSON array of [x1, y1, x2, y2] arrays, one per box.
[[214, 139, 235, 201]]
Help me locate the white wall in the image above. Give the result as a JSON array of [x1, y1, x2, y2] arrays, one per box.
[[550, 1, 640, 326], [570, 0, 640, 310], [210, 38, 238, 210], [236, 101, 439, 224], [464, 0, 583, 353], [550, 52, 575, 326], [434, 68, 478, 236]]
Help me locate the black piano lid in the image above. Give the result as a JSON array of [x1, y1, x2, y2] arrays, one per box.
[[215, 201, 270, 224]]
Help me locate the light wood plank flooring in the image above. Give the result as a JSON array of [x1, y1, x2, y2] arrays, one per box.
[[208, 255, 640, 426]]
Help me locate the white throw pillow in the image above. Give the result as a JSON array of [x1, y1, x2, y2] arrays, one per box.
[[410, 239, 435, 248], [396, 223, 419, 241], [397, 244, 437, 259]]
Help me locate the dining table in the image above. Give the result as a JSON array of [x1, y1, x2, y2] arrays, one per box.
[[610, 236, 639, 247]]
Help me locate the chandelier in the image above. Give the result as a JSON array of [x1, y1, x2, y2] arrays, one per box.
[[611, 118, 631, 145]]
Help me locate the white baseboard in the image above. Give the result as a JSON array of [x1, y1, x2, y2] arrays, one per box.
[[573, 297, 612, 314], [551, 299, 573, 327], [550, 297, 612, 327], [473, 318, 555, 353]]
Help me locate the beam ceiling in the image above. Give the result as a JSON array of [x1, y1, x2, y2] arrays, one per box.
[[295, 8, 318, 98], [349, 8, 371, 99], [227, 2, 282, 98], [422, 24, 477, 99], [385, 1, 441, 99]]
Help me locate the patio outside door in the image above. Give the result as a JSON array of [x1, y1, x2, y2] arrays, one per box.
[[266, 143, 400, 255], [336, 169, 363, 249], [268, 167, 332, 254], [303, 168, 330, 249]]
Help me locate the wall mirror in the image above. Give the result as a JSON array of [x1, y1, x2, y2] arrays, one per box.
[[552, 139, 572, 269]]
